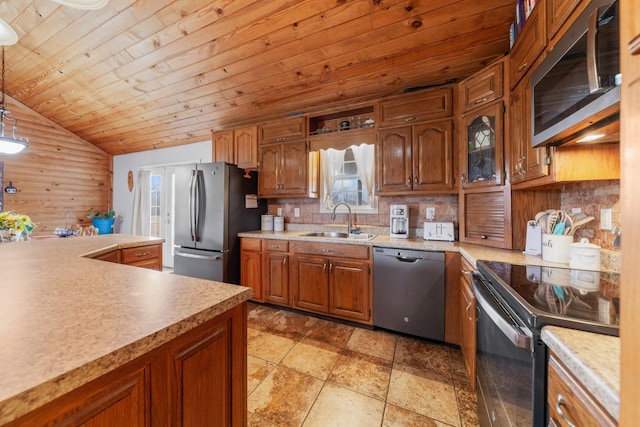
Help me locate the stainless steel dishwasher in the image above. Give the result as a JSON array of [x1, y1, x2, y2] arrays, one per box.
[[373, 247, 445, 341]]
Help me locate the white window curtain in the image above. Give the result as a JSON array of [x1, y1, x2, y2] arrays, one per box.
[[351, 143, 375, 206], [320, 148, 346, 208], [131, 170, 151, 236]]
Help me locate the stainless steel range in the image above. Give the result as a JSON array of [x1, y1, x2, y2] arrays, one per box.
[[473, 260, 619, 427]]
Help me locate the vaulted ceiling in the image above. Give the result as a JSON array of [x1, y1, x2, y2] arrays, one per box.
[[1, 0, 514, 155]]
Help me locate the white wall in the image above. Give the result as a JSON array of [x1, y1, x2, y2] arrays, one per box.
[[113, 141, 212, 234]]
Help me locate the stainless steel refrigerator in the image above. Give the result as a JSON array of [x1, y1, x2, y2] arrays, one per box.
[[173, 162, 266, 283]]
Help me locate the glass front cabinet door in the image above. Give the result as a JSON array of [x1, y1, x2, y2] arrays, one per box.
[[460, 101, 504, 189]]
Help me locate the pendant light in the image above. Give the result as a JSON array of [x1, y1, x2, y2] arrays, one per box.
[[0, 46, 28, 155], [50, 0, 108, 10]]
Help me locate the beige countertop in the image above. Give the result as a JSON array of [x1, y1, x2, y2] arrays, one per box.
[[0, 234, 252, 424], [542, 326, 620, 421]]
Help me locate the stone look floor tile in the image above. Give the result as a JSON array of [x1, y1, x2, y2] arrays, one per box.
[[345, 327, 397, 361], [328, 348, 392, 400], [395, 336, 453, 378], [266, 310, 318, 341], [281, 337, 341, 380], [304, 319, 354, 348], [248, 304, 285, 329], [247, 330, 296, 364], [456, 386, 480, 427], [302, 383, 385, 427], [248, 366, 324, 427], [248, 355, 276, 396], [387, 363, 461, 427], [248, 411, 279, 427], [382, 403, 454, 427]]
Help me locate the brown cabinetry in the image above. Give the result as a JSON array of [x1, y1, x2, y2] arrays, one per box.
[[7, 303, 247, 427], [547, 0, 588, 45], [258, 140, 308, 197], [460, 62, 504, 112], [235, 125, 259, 169], [460, 100, 505, 189], [509, 0, 547, 89], [212, 129, 235, 164], [377, 120, 455, 195], [263, 240, 290, 305], [548, 352, 616, 427], [260, 116, 306, 144], [459, 257, 476, 390], [291, 241, 371, 323], [444, 252, 462, 346], [240, 238, 263, 302], [93, 243, 163, 271], [460, 188, 511, 248], [379, 87, 453, 127]]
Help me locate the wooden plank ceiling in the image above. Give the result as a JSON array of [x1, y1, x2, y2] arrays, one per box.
[[1, 0, 515, 155]]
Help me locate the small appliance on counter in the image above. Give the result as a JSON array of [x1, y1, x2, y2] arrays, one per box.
[[389, 204, 408, 238], [423, 222, 454, 241]]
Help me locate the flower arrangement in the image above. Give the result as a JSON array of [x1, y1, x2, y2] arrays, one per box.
[[0, 211, 36, 241]]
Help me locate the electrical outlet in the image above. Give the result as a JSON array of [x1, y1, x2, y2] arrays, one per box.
[[426, 207, 435, 221], [294, 207, 300, 218], [571, 207, 581, 214], [277, 208, 283, 217], [600, 208, 612, 230]]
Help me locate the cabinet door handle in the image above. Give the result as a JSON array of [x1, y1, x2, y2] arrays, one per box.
[[555, 394, 577, 427], [465, 301, 473, 321], [517, 62, 528, 74], [329, 263, 333, 273], [473, 97, 488, 105], [322, 248, 333, 253], [414, 177, 418, 184], [460, 173, 466, 183], [282, 258, 287, 267], [405, 117, 416, 122], [481, 235, 487, 239], [135, 251, 152, 257], [271, 244, 280, 249], [323, 263, 327, 273], [461, 268, 471, 275], [407, 176, 412, 185]]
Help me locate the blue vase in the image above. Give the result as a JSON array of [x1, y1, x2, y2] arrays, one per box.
[[92, 218, 115, 234]]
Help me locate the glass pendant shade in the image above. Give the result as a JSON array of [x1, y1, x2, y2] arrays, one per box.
[[0, 19, 18, 46], [50, 0, 108, 10]]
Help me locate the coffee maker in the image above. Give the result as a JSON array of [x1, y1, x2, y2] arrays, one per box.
[[390, 204, 409, 238]]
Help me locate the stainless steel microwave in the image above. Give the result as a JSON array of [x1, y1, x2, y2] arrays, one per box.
[[531, 0, 620, 147]]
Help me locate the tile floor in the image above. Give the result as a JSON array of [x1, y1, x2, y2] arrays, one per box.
[[246, 302, 479, 427]]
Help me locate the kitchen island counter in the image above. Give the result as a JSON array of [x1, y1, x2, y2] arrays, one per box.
[[0, 234, 251, 424]]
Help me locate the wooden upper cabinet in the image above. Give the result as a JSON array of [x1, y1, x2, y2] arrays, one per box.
[[235, 126, 259, 169], [460, 61, 504, 113], [212, 129, 235, 164], [547, 0, 587, 44], [260, 116, 307, 144], [509, 68, 550, 185], [379, 87, 453, 128], [460, 100, 504, 189], [258, 140, 308, 198], [509, 0, 547, 90], [377, 126, 413, 193], [376, 121, 454, 194], [412, 120, 454, 192]]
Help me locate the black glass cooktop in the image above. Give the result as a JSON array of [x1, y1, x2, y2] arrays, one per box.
[[476, 260, 620, 336]]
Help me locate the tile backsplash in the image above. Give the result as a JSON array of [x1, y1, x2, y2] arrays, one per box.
[[266, 179, 621, 252]]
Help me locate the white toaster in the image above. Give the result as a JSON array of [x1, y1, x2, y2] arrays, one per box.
[[423, 222, 455, 241]]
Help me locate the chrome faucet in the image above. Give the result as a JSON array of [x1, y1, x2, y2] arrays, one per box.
[[331, 202, 352, 234]]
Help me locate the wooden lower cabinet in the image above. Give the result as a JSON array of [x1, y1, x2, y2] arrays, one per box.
[[240, 238, 263, 301], [263, 241, 290, 305], [7, 303, 247, 427], [291, 242, 371, 324], [93, 243, 163, 271], [444, 252, 462, 345], [460, 257, 476, 390], [548, 352, 616, 427]]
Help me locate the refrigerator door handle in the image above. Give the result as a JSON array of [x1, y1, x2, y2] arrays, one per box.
[[194, 170, 203, 241], [175, 252, 222, 261], [189, 170, 198, 241]]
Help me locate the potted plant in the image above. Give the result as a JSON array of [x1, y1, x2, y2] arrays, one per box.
[[87, 208, 116, 235]]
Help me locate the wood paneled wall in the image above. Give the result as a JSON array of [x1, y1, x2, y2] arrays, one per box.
[[0, 94, 111, 235]]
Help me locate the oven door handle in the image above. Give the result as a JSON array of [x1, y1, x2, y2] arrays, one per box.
[[473, 277, 533, 350]]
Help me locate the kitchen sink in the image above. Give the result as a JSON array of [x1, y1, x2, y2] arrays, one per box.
[[300, 231, 376, 240]]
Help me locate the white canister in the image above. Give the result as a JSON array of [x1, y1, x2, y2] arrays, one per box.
[[274, 216, 284, 232], [541, 234, 573, 264], [261, 214, 274, 231], [569, 238, 601, 271]]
